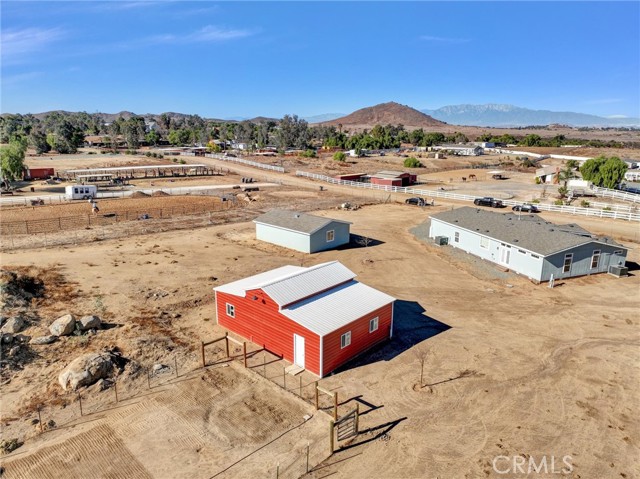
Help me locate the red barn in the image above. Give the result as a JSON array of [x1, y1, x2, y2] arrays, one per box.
[[370, 170, 417, 187], [213, 261, 395, 377], [23, 168, 55, 180]]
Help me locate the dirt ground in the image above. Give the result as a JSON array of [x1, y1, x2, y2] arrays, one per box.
[[1, 199, 638, 478]]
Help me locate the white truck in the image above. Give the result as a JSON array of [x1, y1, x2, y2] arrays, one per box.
[[65, 185, 97, 200]]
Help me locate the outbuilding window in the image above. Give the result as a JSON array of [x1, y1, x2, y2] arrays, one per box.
[[226, 303, 235, 318], [326, 230, 335, 242], [454, 232, 460, 243], [591, 250, 601, 269], [369, 317, 379, 333], [341, 331, 351, 349]]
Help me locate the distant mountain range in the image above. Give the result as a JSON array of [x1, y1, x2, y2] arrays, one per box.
[[420, 104, 640, 127]]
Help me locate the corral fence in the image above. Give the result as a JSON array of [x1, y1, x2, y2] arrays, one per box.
[[1, 200, 240, 236], [591, 185, 640, 204], [203, 153, 286, 173], [296, 171, 640, 222]]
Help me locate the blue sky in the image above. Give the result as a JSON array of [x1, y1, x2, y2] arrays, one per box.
[[2, 1, 639, 119]]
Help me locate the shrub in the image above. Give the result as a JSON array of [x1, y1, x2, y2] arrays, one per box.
[[300, 149, 317, 158], [535, 177, 541, 184], [179, 159, 186, 164], [603, 206, 612, 211], [333, 152, 346, 162], [531, 199, 540, 204], [172, 158, 178, 163], [145, 152, 151, 157], [404, 157, 422, 168], [554, 199, 564, 206], [152, 152, 158, 158], [580, 200, 590, 208], [158, 154, 164, 159]]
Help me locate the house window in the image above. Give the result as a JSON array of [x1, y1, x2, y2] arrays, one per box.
[[518, 249, 526, 254], [326, 230, 335, 242], [480, 237, 489, 249], [531, 254, 540, 259], [454, 232, 460, 243], [563, 253, 573, 273], [341, 331, 351, 349], [591, 250, 601, 269], [369, 317, 379, 333], [226, 303, 235, 317]]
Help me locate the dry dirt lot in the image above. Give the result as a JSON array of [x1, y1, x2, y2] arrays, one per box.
[[1, 200, 638, 479]]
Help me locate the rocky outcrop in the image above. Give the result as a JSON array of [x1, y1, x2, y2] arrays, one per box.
[[49, 314, 75, 336], [58, 352, 115, 391]]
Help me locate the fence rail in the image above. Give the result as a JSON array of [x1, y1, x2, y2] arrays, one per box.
[[295, 170, 640, 222], [591, 185, 640, 204], [204, 153, 286, 172]]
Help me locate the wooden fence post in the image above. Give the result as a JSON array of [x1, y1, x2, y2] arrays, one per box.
[[314, 381, 319, 410], [37, 406, 43, 433], [201, 341, 205, 368], [283, 367, 286, 390], [175, 356, 178, 378], [243, 342, 247, 368], [78, 393, 83, 416], [306, 441, 310, 473], [225, 333, 230, 358], [147, 368, 151, 389], [333, 392, 338, 421], [263, 351, 266, 377], [299, 376, 302, 397], [329, 420, 335, 454], [114, 381, 118, 403]]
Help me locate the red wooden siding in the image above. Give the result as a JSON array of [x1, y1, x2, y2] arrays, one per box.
[[371, 177, 403, 187], [322, 303, 393, 376], [215, 289, 322, 376]]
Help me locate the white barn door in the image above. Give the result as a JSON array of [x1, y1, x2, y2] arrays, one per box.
[[293, 334, 305, 368]]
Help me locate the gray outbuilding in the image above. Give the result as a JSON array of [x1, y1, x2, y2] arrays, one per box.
[[429, 207, 628, 283], [254, 210, 352, 253]]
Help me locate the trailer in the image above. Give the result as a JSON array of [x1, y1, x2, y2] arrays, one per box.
[[65, 185, 97, 200]]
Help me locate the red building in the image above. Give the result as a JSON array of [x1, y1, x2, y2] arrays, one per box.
[[23, 168, 55, 180], [369, 171, 417, 187], [214, 261, 395, 377]]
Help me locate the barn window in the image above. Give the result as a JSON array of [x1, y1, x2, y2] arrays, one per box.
[[518, 249, 526, 254], [531, 254, 540, 259], [341, 331, 351, 349], [226, 303, 235, 317], [369, 317, 379, 333], [480, 236, 489, 249], [326, 230, 335, 242], [563, 253, 573, 273], [454, 232, 460, 243], [591, 250, 601, 269]]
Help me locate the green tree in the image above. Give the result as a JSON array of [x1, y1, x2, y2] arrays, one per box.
[[520, 134, 542, 147], [333, 151, 346, 162], [145, 129, 161, 146], [580, 156, 627, 188], [29, 129, 51, 154], [0, 139, 27, 181], [404, 157, 422, 168]]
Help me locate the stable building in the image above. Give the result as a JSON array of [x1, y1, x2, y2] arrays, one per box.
[[214, 261, 396, 377], [429, 207, 628, 283], [254, 210, 352, 253], [369, 171, 417, 187], [433, 144, 484, 156]]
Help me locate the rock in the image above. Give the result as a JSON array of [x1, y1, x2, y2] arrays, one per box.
[[14, 334, 31, 343], [8, 345, 21, 357], [1, 316, 26, 334], [1, 333, 13, 344], [152, 363, 169, 374], [58, 352, 114, 391], [49, 314, 75, 336], [30, 335, 57, 345], [78, 315, 101, 331]]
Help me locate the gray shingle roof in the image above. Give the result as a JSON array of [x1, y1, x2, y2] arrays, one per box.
[[254, 209, 351, 235], [430, 207, 625, 256]]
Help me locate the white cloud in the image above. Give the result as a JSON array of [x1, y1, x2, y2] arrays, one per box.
[[1, 27, 65, 58], [145, 25, 256, 45], [419, 35, 470, 44]]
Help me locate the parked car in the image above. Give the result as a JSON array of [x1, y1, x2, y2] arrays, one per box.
[[512, 203, 540, 213], [474, 197, 504, 208], [405, 197, 427, 206]]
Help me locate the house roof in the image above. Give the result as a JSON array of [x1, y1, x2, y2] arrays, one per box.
[[430, 207, 626, 256], [214, 261, 395, 336], [535, 165, 559, 177], [253, 210, 352, 235]]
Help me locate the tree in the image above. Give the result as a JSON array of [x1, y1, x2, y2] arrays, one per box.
[[168, 128, 191, 146], [0, 139, 27, 181], [404, 157, 422, 168], [580, 155, 627, 188], [122, 116, 146, 149], [145, 129, 161, 146], [520, 134, 542, 147], [29, 129, 51, 154], [565, 159, 579, 170], [333, 151, 346, 162], [277, 114, 309, 150]]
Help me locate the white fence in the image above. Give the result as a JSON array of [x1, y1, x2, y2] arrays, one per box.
[[203, 153, 286, 173], [591, 185, 640, 204], [295, 171, 640, 222]]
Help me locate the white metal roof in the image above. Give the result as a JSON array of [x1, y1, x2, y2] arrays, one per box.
[[281, 281, 395, 336], [213, 265, 304, 297], [258, 262, 356, 307], [65, 164, 207, 174]]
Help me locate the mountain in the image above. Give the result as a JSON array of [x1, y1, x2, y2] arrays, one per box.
[[303, 113, 345, 123], [319, 102, 446, 128], [420, 104, 640, 127]]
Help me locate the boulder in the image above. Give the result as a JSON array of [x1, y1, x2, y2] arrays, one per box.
[[1, 316, 26, 334], [30, 335, 57, 345], [78, 315, 101, 331], [1, 333, 13, 344], [49, 314, 75, 336], [14, 334, 31, 343], [58, 352, 114, 391]]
